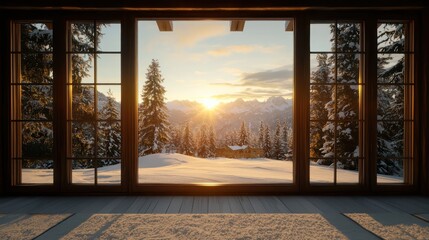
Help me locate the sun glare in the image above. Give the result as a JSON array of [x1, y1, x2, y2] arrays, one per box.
[[201, 98, 219, 110]]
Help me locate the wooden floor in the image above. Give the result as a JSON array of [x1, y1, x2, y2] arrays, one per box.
[[1, 195, 429, 239]]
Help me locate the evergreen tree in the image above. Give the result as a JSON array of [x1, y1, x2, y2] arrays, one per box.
[[197, 125, 209, 157], [376, 23, 406, 176], [309, 53, 333, 160], [208, 125, 217, 157], [320, 23, 360, 170], [286, 125, 294, 160], [258, 121, 265, 148], [138, 59, 170, 155], [180, 122, 194, 156], [238, 121, 249, 146], [263, 126, 272, 158], [98, 89, 121, 166], [168, 126, 182, 153], [272, 120, 283, 160], [280, 122, 289, 160]]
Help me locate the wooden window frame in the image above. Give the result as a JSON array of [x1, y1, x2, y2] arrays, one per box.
[[0, 7, 427, 195]]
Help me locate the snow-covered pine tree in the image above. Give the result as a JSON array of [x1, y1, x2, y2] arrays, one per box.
[[263, 126, 272, 158], [258, 121, 265, 149], [138, 59, 170, 156], [238, 121, 249, 146], [309, 53, 333, 161], [98, 89, 121, 166], [70, 23, 105, 168], [320, 23, 360, 170], [286, 125, 294, 160], [376, 23, 406, 176], [180, 122, 194, 156], [168, 126, 182, 153], [272, 120, 283, 160], [197, 125, 209, 157], [280, 122, 289, 160], [208, 125, 217, 157], [20, 23, 54, 169]]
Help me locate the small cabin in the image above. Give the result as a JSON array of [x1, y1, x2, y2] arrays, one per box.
[[216, 145, 264, 159]]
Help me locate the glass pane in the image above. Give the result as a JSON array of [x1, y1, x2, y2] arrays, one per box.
[[20, 85, 53, 120], [98, 160, 121, 184], [336, 121, 359, 158], [310, 159, 334, 183], [310, 85, 335, 120], [337, 158, 359, 184], [72, 159, 95, 184], [72, 85, 95, 120], [337, 54, 360, 84], [377, 121, 404, 158], [71, 22, 95, 52], [336, 23, 361, 52], [71, 54, 94, 84], [20, 54, 53, 83], [72, 122, 95, 157], [97, 122, 121, 158], [336, 85, 359, 120], [97, 85, 121, 119], [377, 159, 404, 184], [310, 54, 334, 84], [377, 85, 404, 120], [98, 23, 121, 52], [20, 23, 53, 52], [21, 159, 54, 184], [96, 54, 121, 83], [138, 20, 294, 184], [377, 23, 405, 53], [22, 122, 53, 158], [310, 23, 334, 52], [309, 121, 327, 159], [377, 54, 404, 83]]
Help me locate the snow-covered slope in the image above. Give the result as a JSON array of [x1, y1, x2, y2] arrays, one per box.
[[22, 153, 402, 184]]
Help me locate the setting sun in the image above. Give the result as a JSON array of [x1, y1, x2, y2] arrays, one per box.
[[201, 98, 219, 110]]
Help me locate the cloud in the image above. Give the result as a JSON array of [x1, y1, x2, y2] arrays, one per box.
[[212, 65, 294, 89], [212, 88, 293, 100], [174, 22, 229, 47], [207, 44, 284, 57]]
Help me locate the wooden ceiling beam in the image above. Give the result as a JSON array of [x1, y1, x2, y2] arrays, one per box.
[[230, 20, 245, 31], [156, 20, 173, 31]]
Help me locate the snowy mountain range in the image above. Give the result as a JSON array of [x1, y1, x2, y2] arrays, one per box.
[[166, 96, 293, 135]]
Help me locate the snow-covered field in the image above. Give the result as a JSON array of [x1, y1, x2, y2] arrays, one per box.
[[22, 153, 402, 184]]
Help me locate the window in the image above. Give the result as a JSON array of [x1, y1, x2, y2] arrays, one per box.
[[137, 20, 294, 185], [66, 21, 122, 185], [309, 22, 363, 184], [376, 21, 414, 184], [11, 22, 54, 184]]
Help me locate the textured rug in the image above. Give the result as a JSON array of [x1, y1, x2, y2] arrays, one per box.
[[346, 213, 429, 240], [0, 214, 70, 240], [62, 214, 347, 240]]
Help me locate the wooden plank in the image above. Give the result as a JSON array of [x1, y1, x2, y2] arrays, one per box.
[[238, 196, 255, 213], [111, 197, 137, 213], [192, 196, 208, 213], [322, 212, 380, 240], [208, 196, 221, 213], [125, 197, 147, 213], [285, 20, 294, 31], [166, 196, 183, 213], [258, 196, 290, 213], [98, 197, 123, 213], [141, 197, 159, 213], [34, 213, 92, 240], [217, 196, 232, 213], [179, 196, 193, 213], [278, 196, 321, 213], [247, 196, 266, 213], [230, 20, 245, 31], [156, 20, 173, 31], [152, 196, 172, 214], [227, 197, 245, 213]]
